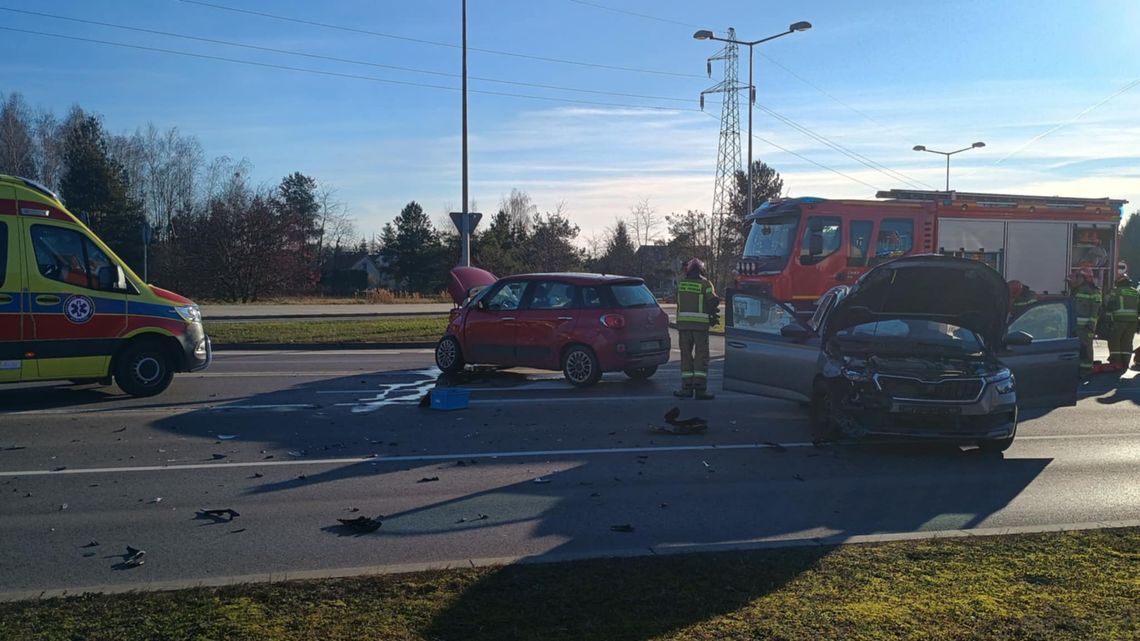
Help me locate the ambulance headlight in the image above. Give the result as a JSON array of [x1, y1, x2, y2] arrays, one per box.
[[176, 304, 202, 323]]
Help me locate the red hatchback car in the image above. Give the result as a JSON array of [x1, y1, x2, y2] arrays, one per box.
[[436, 268, 671, 386]]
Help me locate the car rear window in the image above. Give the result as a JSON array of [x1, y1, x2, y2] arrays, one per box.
[[610, 283, 656, 308]]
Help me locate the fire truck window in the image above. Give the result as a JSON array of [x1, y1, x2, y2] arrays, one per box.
[[871, 219, 914, 265], [848, 220, 873, 267], [31, 225, 92, 289], [800, 216, 841, 259]]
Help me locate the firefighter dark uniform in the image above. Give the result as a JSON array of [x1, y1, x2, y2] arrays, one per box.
[[1106, 276, 1139, 370], [1072, 273, 1102, 377], [675, 260, 718, 400]]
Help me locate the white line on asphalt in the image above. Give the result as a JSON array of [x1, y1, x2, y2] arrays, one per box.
[[207, 404, 321, 411], [216, 350, 433, 356], [4, 432, 1138, 478], [190, 372, 382, 377]]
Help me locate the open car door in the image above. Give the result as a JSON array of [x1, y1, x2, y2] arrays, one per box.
[[723, 289, 825, 403], [1000, 299, 1080, 409]]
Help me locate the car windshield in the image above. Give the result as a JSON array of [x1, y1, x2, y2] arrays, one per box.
[[743, 216, 799, 258], [835, 319, 982, 352], [611, 283, 657, 307]]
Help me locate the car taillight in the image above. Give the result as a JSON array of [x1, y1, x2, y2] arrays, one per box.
[[600, 314, 626, 329]]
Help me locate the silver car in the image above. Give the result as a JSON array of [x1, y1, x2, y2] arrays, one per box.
[[724, 255, 1079, 452]]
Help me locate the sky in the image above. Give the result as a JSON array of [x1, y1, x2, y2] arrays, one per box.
[[1, 0, 1138, 244]]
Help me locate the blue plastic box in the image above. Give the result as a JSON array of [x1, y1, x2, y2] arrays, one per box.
[[430, 388, 470, 411]]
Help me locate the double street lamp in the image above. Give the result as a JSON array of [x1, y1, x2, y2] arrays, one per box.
[[912, 142, 986, 192], [694, 21, 811, 218]]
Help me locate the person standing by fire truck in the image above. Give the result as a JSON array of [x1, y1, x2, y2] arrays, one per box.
[[1106, 261, 1139, 372], [675, 258, 719, 400], [1072, 265, 1102, 378]]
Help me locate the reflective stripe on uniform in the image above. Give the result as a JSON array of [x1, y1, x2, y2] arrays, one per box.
[[677, 312, 710, 323], [692, 371, 707, 378]]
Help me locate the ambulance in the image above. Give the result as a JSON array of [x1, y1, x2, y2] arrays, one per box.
[[0, 175, 210, 396]]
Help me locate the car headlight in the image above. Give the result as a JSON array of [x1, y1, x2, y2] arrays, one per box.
[[985, 369, 1015, 394], [176, 304, 202, 323]]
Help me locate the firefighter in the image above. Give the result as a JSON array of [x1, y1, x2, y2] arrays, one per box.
[[1071, 265, 1102, 378], [1106, 261, 1139, 372], [1007, 280, 1037, 319], [674, 258, 719, 400]]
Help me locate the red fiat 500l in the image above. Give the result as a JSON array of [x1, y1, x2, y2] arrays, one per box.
[[436, 268, 671, 387]]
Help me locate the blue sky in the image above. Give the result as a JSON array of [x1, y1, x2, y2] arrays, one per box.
[[2, 0, 1137, 243]]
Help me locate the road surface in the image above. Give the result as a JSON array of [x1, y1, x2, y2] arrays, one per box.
[[1, 340, 1138, 598]]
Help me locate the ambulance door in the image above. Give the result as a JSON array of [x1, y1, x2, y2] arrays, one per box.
[[21, 216, 128, 379], [0, 186, 23, 382]]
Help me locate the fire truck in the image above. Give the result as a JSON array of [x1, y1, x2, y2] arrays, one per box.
[[735, 189, 1128, 312]]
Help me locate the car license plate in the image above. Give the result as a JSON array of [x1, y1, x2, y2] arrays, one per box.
[[640, 340, 662, 351], [896, 405, 961, 416]]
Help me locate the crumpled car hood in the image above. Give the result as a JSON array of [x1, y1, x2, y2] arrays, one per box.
[[447, 267, 497, 305], [825, 255, 1009, 347]]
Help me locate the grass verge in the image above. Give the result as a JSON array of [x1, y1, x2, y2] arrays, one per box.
[[2, 528, 1137, 641], [205, 316, 448, 345]]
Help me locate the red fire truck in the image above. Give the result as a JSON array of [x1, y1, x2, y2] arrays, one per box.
[[735, 189, 1128, 312]]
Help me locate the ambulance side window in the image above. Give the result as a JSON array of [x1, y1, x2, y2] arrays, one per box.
[[30, 225, 118, 292], [0, 222, 7, 287]]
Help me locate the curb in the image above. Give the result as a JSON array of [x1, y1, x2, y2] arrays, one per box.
[[4, 520, 1136, 601], [212, 342, 436, 351]]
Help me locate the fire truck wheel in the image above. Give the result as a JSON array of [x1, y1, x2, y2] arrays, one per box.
[[115, 340, 174, 397]]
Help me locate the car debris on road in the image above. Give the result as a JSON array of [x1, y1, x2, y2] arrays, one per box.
[[336, 516, 382, 533], [652, 407, 708, 434], [197, 508, 240, 521]]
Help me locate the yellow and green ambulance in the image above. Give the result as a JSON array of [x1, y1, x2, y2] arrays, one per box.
[[0, 174, 210, 396]]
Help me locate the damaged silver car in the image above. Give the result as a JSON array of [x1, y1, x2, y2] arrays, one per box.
[[724, 255, 1079, 451]]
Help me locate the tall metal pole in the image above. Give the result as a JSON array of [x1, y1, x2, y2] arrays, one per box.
[[945, 155, 950, 192], [460, 0, 471, 266], [746, 44, 754, 218]]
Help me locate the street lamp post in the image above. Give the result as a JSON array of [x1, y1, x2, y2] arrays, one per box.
[[912, 142, 986, 192], [694, 21, 811, 218]]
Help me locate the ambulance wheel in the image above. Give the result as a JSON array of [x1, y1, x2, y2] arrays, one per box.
[[115, 340, 174, 397]]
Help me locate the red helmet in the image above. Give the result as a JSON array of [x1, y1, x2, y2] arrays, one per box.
[[1008, 280, 1024, 299], [685, 258, 706, 276]]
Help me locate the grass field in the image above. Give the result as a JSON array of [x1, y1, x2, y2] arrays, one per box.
[[206, 316, 449, 345], [2, 528, 1136, 641]]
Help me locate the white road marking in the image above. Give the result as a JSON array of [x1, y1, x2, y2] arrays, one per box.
[[3, 432, 1137, 478], [215, 350, 433, 357], [189, 372, 381, 378], [208, 403, 321, 411]]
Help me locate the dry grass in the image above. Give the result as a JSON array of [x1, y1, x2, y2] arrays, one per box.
[[205, 317, 448, 345]]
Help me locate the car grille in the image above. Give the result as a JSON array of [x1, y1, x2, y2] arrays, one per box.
[[875, 375, 983, 402]]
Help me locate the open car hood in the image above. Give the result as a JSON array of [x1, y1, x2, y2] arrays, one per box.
[[447, 267, 497, 305], [825, 255, 1010, 347]]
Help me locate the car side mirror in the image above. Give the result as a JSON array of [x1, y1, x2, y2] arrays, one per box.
[[1003, 330, 1033, 346], [780, 323, 812, 339]]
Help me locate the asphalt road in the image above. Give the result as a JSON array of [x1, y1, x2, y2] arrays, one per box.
[[1, 337, 1138, 598]]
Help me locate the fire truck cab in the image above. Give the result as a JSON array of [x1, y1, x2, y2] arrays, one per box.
[[736, 190, 1127, 312], [0, 175, 210, 396]]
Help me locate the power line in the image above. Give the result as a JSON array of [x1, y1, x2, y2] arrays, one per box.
[[753, 103, 934, 190], [701, 112, 881, 192], [568, 0, 886, 130], [0, 6, 698, 104], [0, 25, 696, 112], [178, 0, 706, 80], [566, 0, 699, 28]]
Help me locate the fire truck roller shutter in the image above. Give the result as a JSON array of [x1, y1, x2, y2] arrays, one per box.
[[1005, 222, 1070, 295]]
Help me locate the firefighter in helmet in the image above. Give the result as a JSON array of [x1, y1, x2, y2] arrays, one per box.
[[1007, 280, 1037, 320], [1071, 265, 1102, 378], [1106, 261, 1139, 372], [675, 258, 719, 400]]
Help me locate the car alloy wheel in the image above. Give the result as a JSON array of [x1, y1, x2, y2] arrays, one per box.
[[435, 336, 465, 374], [563, 346, 600, 387]]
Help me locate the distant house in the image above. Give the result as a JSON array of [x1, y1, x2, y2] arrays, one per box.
[[322, 252, 381, 294]]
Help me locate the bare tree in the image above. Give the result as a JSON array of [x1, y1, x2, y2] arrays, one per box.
[[33, 111, 64, 191], [0, 93, 37, 179], [627, 198, 661, 248], [500, 188, 536, 231]]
